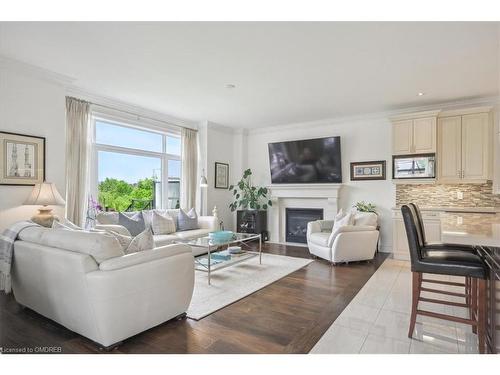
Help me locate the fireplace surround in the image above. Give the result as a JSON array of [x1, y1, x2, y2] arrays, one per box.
[[266, 184, 342, 244]]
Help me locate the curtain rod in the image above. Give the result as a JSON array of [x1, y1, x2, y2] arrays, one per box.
[[72, 97, 198, 132]]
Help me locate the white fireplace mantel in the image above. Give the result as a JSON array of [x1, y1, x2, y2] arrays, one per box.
[[266, 184, 343, 244]]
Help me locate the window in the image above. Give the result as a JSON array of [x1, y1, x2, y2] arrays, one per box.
[[92, 117, 181, 212]]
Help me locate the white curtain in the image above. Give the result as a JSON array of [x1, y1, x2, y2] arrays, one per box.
[[180, 128, 198, 210], [65, 97, 91, 226]]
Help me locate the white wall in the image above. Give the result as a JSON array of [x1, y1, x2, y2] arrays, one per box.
[[0, 68, 66, 231], [204, 123, 241, 231], [244, 117, 395, 252]]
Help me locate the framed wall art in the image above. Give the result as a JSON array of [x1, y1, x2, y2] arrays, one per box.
[[350, 160, 386, 181], [0, 131, 45, 186], [214, 162, 229, 189]]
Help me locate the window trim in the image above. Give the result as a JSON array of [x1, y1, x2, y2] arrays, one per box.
[[90, 114, 181, 210]]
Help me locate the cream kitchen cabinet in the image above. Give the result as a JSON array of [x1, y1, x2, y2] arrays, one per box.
[[392, 209, 441, 260], [392, 112, 438, 155], [437, 109, 492, 183]]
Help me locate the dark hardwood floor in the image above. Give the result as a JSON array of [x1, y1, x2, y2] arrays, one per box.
[[0, 243, 388, 354]]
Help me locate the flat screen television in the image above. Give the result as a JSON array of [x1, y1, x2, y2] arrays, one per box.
[[268, 136, 342, 184]]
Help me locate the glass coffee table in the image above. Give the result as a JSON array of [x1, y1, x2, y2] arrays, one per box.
[[174, 232, 262, 285]]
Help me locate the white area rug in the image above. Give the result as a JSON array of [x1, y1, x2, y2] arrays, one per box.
[[186, 253, 313, 320]]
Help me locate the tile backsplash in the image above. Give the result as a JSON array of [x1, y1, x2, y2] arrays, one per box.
[[395, 182, 500, 208]]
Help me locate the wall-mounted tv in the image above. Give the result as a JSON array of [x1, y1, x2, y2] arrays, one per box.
[[268, 136, 342, 184]]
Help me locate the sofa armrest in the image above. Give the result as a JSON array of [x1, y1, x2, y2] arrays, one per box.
[[99, 244, 192, 271], [95, 224, 131, 237], [198, 216, 218, 231]]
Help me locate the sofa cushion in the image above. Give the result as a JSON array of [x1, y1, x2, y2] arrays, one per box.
[[174, 228, 211, 240], [153, 234, 179, 247], [354, 212, 378, 227], [124, 229, 155, 255], [119, 212, 146, 236], [18, 226, 124, 263], [309, 232, 330, 247], [151, 210, 176, 235], [177, 208, 198, 231]]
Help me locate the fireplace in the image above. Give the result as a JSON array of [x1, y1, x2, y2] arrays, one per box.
[[286, 208, 324, 244]]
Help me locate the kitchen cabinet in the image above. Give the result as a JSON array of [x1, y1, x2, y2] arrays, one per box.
[[392, 114, 437, 155], [438, 109, 492, 183]]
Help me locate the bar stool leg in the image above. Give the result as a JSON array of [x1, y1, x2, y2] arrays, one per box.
[[472, 278, 477, 334], [477, 278, 486, 354], [408, 271, 421, 338]]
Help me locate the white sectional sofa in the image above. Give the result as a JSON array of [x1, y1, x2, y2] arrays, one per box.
[[96, 209, 218, 256], [12, 226, 195, 348]]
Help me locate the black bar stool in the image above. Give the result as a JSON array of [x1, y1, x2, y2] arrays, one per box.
[[408, 203, 475, 252], [408, 203, 477, 322], [401, 204, 488, 354]]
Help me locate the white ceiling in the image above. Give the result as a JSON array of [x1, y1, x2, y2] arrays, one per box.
[[0, 22, 498, 128]]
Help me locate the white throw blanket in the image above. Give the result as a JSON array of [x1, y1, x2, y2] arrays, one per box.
[[0, 221, 38, 294]]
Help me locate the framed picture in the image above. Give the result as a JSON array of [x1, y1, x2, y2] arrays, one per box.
[[350, 160, 386, 181], [0, 131, 45, 186], [214, 162, 229, 189]]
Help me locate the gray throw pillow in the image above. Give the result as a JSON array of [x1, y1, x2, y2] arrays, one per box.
[[118, 212, 146, 236], [177, 208, 199, 231]]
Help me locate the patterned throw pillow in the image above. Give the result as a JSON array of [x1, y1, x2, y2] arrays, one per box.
[[118, 212, 146, 236], [151, 210, 176, 235], [177, 208, 199, 232], [107, 228, 154, 255]]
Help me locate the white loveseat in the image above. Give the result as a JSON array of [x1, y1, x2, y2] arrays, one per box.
[[306, 211, 379, 264], [96, 209, 218, 256], [12, 226, 195, 348]]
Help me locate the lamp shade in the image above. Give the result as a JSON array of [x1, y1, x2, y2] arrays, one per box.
[[24, 182, 65, 206], [200, 169, 208, 187]]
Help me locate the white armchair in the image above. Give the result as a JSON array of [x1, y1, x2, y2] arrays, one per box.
[[307, 211, 379, 264]]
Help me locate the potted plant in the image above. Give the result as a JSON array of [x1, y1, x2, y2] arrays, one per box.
[[228, 168, 273, 212], [354, 201, 377, 214]]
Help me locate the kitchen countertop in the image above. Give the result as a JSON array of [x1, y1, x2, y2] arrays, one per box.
[[392, 206, 500, 213], [440, 212, 500, 248]]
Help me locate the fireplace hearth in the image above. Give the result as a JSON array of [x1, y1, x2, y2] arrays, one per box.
[[286, 208, 324, 244]]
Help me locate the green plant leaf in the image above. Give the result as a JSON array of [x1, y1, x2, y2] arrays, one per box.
[[263, 204, 268, 210], [228, 185, 234, 190], [268, 200, 272, 206], [236, 194, 240, 199]]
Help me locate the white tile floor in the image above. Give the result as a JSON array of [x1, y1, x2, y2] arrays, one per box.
[[310, 258, 479, 354]]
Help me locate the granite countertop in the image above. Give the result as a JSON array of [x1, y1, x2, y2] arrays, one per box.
[[392, 206, 500, 213], [440, 212, 500, 248]]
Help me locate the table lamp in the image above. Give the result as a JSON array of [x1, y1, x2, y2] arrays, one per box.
[[24, 182, 66, 227]]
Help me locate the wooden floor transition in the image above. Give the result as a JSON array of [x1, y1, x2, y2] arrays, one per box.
[[0, 243, 387, 354]]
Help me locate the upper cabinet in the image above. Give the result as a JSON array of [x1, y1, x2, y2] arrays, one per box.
[[391, 111, 438, 155], [437, 107, 493, 184]]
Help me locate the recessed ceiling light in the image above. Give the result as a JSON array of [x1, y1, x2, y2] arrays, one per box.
[[418, 92, 425, 96], [225, 84, 236, 89]]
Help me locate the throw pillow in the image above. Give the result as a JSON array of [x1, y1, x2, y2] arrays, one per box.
[[328, 209, 355, 246], [118, 212, 146, 236], [177, 208, 199, 231], [107, 228, 155, 255], [151, 210, 176, 235]]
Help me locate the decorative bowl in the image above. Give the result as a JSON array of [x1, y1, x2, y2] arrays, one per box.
[[208, 231, 234, 242]]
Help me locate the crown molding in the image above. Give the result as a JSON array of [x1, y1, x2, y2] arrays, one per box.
[[246, 95, 500, 135], [0, 54, 75, 86], [66, 86, 198, 130]]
